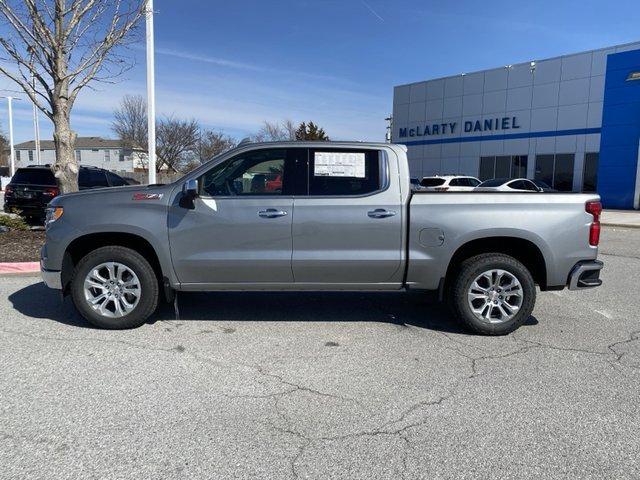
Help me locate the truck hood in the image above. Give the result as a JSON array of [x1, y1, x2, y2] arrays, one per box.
[[49, 183, 174, 207]]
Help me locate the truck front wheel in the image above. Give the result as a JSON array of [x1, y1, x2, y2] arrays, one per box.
[[70, 246, 159, 329], [448, 253, 536, 335]]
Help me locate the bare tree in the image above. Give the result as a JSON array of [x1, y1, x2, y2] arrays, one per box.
[[252, 119, 296, 142], [0, 0, 146, 192], [0, 124, 8, 167], [198, 129, 237, 162], [112, 93, 147, 149], [156, 116, 199, 173]]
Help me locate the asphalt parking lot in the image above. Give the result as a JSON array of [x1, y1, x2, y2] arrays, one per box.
[[1, 227, 639, 479]]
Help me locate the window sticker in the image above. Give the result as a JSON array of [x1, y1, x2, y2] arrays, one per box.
[[314, 152, 366, 178]]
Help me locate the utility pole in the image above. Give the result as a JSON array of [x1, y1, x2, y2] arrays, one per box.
[[145, 0, 157, 184], [385, 115, 393, 143]]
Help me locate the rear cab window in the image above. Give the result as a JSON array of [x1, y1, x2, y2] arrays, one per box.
[[11, 169, 56, 186], [307, 148, 382, 196]]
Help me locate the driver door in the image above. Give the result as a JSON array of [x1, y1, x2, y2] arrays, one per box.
[[168, 148, 303, 286]]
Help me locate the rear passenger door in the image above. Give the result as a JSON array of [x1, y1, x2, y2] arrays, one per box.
[[292, 148, 403, 287]]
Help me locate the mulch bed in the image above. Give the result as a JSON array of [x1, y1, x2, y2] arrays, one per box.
[[0, 230, 46, 263]]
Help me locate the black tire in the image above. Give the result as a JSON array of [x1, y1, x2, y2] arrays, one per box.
[[447, 253, 536, 335], [70, 246, 159, 329]]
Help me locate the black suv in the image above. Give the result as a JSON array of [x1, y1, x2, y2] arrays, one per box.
[[4, 165, 130, 222]]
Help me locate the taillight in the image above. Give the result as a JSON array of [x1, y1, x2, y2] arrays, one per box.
[[586, 200, 602, 246], [43, 187, 59, 197]]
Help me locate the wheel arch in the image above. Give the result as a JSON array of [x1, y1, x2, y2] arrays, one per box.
[[444, 236, 548, 290], [62, 232, 166, 295]]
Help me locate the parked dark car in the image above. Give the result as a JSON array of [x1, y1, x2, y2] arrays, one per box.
[[4, 165, 129, 222]]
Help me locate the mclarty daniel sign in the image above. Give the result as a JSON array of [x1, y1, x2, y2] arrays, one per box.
[[399, 116, 521, 138]]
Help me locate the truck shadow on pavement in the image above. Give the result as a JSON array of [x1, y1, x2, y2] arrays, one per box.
[[9, 281, 538, 334]]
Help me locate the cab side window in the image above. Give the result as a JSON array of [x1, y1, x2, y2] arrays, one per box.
[[199, 149, 293, 197], [308, 149, 382, 196], [107, 172, 128, 187], [79, 169, 109, 189]]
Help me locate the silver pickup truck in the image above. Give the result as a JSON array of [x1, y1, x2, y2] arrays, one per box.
[[40, 141, 603, 335]]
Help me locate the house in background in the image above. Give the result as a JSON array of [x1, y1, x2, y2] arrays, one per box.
[[13, 137, 147, 173]]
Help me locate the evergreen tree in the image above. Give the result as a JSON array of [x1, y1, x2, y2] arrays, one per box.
[[295, 122, 330, 141]]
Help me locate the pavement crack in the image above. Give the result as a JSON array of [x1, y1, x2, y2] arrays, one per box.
[[606, 330, 640, 370], [250, 364, 366, 409]]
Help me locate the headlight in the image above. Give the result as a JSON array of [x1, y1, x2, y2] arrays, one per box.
[[45, 206, 64, 228]]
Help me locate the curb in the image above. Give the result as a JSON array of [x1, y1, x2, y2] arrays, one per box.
[[0, 262, 40, 277], [602, 222, 640, 229]]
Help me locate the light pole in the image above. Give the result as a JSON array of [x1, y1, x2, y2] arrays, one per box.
[[0, 96, 18, 176], [31, 75, 41, 165], [8, 97, 14, 175], [145, 0, 157, 184]]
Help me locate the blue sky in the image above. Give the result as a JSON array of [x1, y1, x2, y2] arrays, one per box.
[[1, 0, 639, 143]]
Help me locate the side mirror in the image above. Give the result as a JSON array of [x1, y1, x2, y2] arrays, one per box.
[[179, 179, 198, 209], [185, 179, 198, 197]]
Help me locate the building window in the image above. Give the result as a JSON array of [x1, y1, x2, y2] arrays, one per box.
[[479, 157, 494, 180], [479, 155, 528, 180], [583, 152, 599, 192], [511, 155, 528, 178], [75, 150, 82, 162], [16, 150, 20, 162], [104, 149, 111, 162], [28, 150, 34, 162], [534, 154, 575, 191], [495, 156, 511, 178], [119, 150, 125, 162]]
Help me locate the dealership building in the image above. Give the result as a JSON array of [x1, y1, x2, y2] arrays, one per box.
[[392, 41, 640, 209]]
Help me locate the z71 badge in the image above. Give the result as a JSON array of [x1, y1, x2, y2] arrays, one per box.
[[132, 193, 164, 201]]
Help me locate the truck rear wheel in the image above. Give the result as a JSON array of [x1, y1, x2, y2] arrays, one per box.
[[70, 246, 159, 329], [448, 253, 536, 335]]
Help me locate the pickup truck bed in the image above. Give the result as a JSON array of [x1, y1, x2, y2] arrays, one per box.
[[406, 191, 598, 291]]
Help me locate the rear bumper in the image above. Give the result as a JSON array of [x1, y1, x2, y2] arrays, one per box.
[[40, 261, 62, 290], [567, 260, 603, 290], [4, 198, 46, 216]]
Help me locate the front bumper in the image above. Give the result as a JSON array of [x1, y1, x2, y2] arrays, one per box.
[[40, 261, 62, 290], [567, 260, 603, 290]]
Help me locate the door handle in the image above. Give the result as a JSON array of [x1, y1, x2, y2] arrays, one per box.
[[258, 208, 288, 218], [368, 209, 397, 219]]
